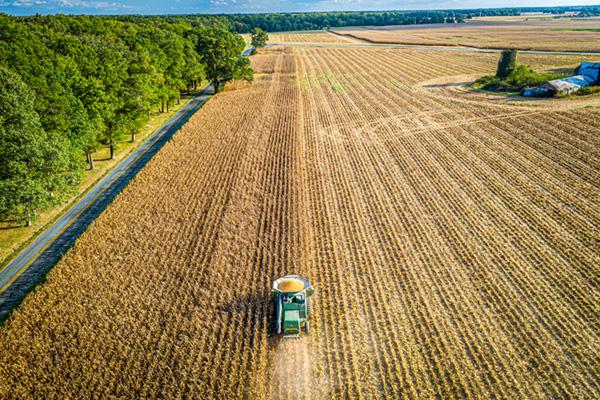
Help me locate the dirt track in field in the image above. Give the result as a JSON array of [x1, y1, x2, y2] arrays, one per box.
[[0, 46, 598, 399]]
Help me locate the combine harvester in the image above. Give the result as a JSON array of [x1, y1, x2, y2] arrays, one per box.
[[272, 275, 314, 338]]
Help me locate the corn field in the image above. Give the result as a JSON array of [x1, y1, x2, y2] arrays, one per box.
[[331, 18, 600, 52], [268, 31, 356, 44], [0, 46, 598, 399]]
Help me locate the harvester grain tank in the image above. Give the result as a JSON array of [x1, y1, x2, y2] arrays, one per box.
[[272, 275, 314, 338]]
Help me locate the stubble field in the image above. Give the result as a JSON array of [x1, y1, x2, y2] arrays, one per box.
[[0, 46, 598, 399], [332, 18, 600, 52], [268, 31, 357, 44]]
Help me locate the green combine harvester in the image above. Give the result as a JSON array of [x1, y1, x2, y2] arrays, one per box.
[[272, 275, 314, 338]]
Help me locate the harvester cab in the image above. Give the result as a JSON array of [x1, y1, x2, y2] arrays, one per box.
[[272, 275, 314, 338]]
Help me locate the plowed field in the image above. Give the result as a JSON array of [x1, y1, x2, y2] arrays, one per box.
[[332, 18, 600, 52], [0, 46, 598, 399], [269, 31, 356, 44]]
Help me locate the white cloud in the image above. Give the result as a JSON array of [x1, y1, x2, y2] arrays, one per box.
[[1, 0, 47, 5], [1, 0, 131, 8], [56, 0, 131, 9]]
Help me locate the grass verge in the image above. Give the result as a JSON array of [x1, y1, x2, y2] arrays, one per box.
[[472, 64, 566, 93], [0, 88, 205, 270]]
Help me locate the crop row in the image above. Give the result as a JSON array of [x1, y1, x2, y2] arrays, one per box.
[[0, 46, 597, 399]]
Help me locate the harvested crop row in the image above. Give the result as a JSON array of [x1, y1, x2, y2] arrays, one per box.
[[298, 46, 598, 398], [269, 31, 356, 44], [331, 19, 600, 52], [0, 46, 597, 399]]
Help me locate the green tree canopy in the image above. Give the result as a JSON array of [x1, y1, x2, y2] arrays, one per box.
[[251, 28, 269, 49], [496, 50, 518, 79], [196, 27, 253, 92], [0, 14, 252, 223], [0, 68, 78, 225]]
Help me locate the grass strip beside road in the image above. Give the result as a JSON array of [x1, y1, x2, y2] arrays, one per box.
[[0, 88, 204, 270]]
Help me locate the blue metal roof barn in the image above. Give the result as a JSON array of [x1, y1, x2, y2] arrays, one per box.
[[543, 74, 596, 95], [577, 62, 600, 84], [524, 62, 599, 97]]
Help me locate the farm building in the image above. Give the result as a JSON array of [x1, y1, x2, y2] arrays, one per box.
[[577, 61, 600, 82], [524, 61, 599, 97], [542, 75, 596, 95]]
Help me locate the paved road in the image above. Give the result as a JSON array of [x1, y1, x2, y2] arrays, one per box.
[[0, 48, 255, 322], [0, 85, 215, 321], [268, 42, 600, 56]]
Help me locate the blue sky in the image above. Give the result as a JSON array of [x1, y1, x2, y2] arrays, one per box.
[[1, 0, 598, 16]]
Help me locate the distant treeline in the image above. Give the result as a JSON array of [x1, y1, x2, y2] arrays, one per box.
[[222, 6, 600, 33], [463, 5, 600, 18], [0, 14, 251, 224], [225, 11, 465, 32]]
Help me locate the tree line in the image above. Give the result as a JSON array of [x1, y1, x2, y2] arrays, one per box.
[[221, 6, 600, 33], [225, 11, 466, 33], [0, 14, 252, 226]]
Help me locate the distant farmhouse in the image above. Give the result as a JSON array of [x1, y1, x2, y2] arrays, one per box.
[[524, 62, 600, 97]]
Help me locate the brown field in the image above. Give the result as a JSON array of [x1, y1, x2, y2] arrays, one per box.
[[268, 31, 357, 44], [470, 14, 572, 22], [332, 18, 600, 52], [0, 46, 599, 399]]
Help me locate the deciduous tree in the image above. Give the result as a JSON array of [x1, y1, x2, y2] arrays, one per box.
[[0, 68, 76, 225], [196, 27, 253, 92], [251, 28, 269, 51]]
